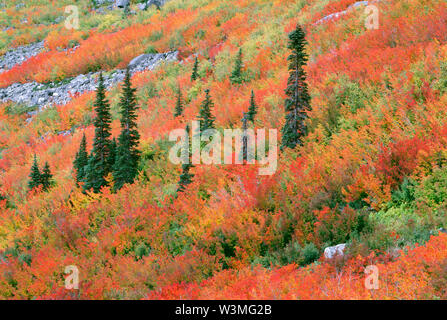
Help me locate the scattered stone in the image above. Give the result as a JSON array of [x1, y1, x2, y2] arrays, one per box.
[[95, 0, 115, 5], [315, 1, 370, 25], [0, 51, 178, 110], [138, 2, 148, 11], [324, 243, 346, 259]]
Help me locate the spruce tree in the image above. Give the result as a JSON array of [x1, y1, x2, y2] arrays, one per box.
[[174, 86, 184, 118], [177, 125, 194, 193], [230, 48, 243, 85], [73, 133, 88, 185], [84, 73, 113, 193], [246, 90, 257, 123], [28, 154, 41, 191], [281, 25, 311, 150], [109, 138, 117, 172], [113, 68, 141, 191], [197, 89, 215, 132], [191, 57, 199, 81], [41, 162, 53, 191], [242, 113, 248, 163]]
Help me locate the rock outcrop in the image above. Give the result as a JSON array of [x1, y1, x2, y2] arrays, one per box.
[[137, 0, 171, 11], [315, 1, 371, 24], [0, 51, 178, 111], [0, 41, 45, 73], [323, 243, 346, 259]]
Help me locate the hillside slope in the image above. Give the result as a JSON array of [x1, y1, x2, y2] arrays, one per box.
[[0, 0, 446, 299]]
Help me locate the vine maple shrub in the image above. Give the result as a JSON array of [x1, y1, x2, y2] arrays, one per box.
[[0, 0, 446, 300]]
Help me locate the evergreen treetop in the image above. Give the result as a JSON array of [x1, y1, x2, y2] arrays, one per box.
[[281, 25, 311, 150], [83, 73, 113, 192], [198, 89, 216, 132], [191, 57, 199, 81], [113, 68, 141, 191], [246, 90, 257, 123]]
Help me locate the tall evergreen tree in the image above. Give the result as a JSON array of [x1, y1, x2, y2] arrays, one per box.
[[174, 86, 184, 118], [28, 154, 41, 191], [198, 89, 215, 131], [177, 125, 194, 193], [230, 48, 243, 85], [281, 25, 311, 150], [246, 90, 257, 123], [242, 113, 248, 163], [113, 68, 141, 191], [73, 133, 88, 185], [191, 57, 199, 81], [84, 73, 113, 193], [41, 162, 53, 191]]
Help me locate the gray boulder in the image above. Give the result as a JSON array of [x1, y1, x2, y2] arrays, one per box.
[[323, 243, 346, 259], [138, 2, 148, 10]]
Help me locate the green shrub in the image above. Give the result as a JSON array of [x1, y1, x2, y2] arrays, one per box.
[[300, 243, 320, 265], [18, 252, 32, 266], [134, 243, 150, 260], [145, 44, 158, 54], [414, 166, 447, 210]]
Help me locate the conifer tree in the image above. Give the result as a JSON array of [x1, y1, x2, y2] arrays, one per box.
[[198, 89, 215, 131], [177, 125, 194, 193], [28, 154, 41, 191], [174, 86, 184, 118], [109, 138, 117, 171], [242, 113, 248, 163], [230, 48, 243, 85], [281, 25, 311, 150], [41, 162, 53, 191], [246, 90, 257, 123], [84, 73, 113, 193], [113, 68, 141, 191], [191, 57, 199, 81], [73, 133, 88, 185]]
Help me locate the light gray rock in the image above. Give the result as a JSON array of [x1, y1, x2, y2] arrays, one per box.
[[137, 0, 171, 11], [0, 41, 45, 71], [0, 51, 178, 112], [323, 243, 346, 259], [116, 0, 130, 8], [95, 0, 115, 5]]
